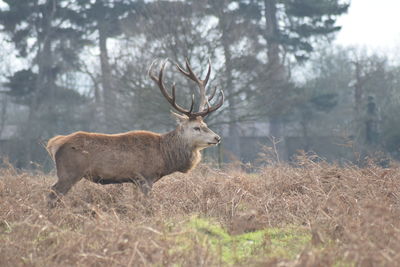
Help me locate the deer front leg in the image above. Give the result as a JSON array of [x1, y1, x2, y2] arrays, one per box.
[[132, 173, 153, 196]]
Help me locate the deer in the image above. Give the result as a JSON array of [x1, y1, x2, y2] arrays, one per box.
[[46, 59, 224, 207]]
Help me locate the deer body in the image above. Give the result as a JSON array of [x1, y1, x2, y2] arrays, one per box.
[[47, 59, 223, 207], [48, 127, 204, 202]]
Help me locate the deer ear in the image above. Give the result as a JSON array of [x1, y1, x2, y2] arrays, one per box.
[[171, 111, 189, 124]]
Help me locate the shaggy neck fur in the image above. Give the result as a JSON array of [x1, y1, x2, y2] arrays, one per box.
[[160, 128, 201, 176]]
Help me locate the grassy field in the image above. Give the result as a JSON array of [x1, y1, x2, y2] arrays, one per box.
[[1, 155, 400, 266]]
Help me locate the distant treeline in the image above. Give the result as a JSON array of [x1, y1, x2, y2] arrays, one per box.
[[3, 1, 397, 168]]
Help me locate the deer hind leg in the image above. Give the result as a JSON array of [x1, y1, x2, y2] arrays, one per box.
[[133, 174, 153, 196], [48, 150, 86, 208], [48, 171, 83, 208], [48, 165, 83, 208]]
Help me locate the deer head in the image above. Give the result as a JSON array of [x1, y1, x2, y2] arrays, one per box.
[[149, 59, 224, 148]]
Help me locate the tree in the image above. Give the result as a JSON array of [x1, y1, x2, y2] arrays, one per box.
[[296, 46, 400, 161], [0, 0, 89, 167], [0, 94, 8, 138], [263, 0, 350, 64], [177, 0, 266, 159], [260, 0, 349, 144], [75, 0, 143, 130]]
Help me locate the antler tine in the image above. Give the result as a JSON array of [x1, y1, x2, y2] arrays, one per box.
[[148, 60, 157, 79], [175, 58, 199, 83], [208, 86, 217, 102], [149, 59, 194, 116], [148, 59, 163, 84], [196, 90, 224, 117], [176, 58, 211, 112], [170, 83, 195, 115], [203, 58, 211, 87], [155, 60, 173, 102], [189, 94, 195, 113], [150, 58, 224, 119], [175, 62, 189, 76], [185, 58, 201, 83], [177, 58, 211, 86], [209, 90, 224, 112]]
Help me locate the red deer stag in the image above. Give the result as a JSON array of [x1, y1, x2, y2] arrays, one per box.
[[46, 59, 224, 207]]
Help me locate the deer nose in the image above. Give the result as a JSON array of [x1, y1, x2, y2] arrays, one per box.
[[215, 136, 221, 143]]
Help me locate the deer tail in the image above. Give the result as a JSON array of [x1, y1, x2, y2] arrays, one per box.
[[46, 135, 67, 162]]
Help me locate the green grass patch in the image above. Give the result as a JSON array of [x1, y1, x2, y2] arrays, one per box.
[[169, 216, 311, 265]]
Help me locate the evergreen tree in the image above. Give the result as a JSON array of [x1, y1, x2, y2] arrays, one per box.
[[183, 0, 266, 159], [0, 0, 89, 167], [260, 0, 349, 139], [262, 0, 350, 63], [75, 0, 143, 130]]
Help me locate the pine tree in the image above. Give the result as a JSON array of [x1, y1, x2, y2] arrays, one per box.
[[0, 0, 89, 167], [75, 0, 143, 130]]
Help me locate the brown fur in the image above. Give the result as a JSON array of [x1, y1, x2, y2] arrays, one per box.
[[47, 59, 224, 207], [47, 117, 220, 207]]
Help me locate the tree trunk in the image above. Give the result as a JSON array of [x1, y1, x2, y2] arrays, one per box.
[[264, 0, 279, 68], [22, 5, 56, 168], [264, 0, 287, 160], [220, 10, 241, 161], [98, 21, 116, 130], [264, 0, 281, 139], [352, 60, 367, 148], [0, 94, 8, 143], [300, 114, 310, 152], [353, 61, 363, 114]]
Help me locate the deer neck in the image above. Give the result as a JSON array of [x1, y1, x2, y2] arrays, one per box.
[[161, 129, 201, 175]]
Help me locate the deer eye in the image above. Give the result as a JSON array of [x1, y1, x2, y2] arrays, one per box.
[[193, 127, 201, 131]]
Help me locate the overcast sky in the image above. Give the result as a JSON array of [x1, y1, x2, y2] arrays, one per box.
[[0, 1, 398, 56], [335, 0, 400, 53]]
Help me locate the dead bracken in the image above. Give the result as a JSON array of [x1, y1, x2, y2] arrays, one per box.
[[1, 156, 400, 266]]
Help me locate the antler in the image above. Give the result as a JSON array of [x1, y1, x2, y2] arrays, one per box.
[[175, 58, 211, 111], [149, 59, 195, 117], [149, 58, 224, 119]]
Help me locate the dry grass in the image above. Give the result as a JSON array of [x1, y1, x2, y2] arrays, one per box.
[[1, 155, 400, 266]]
